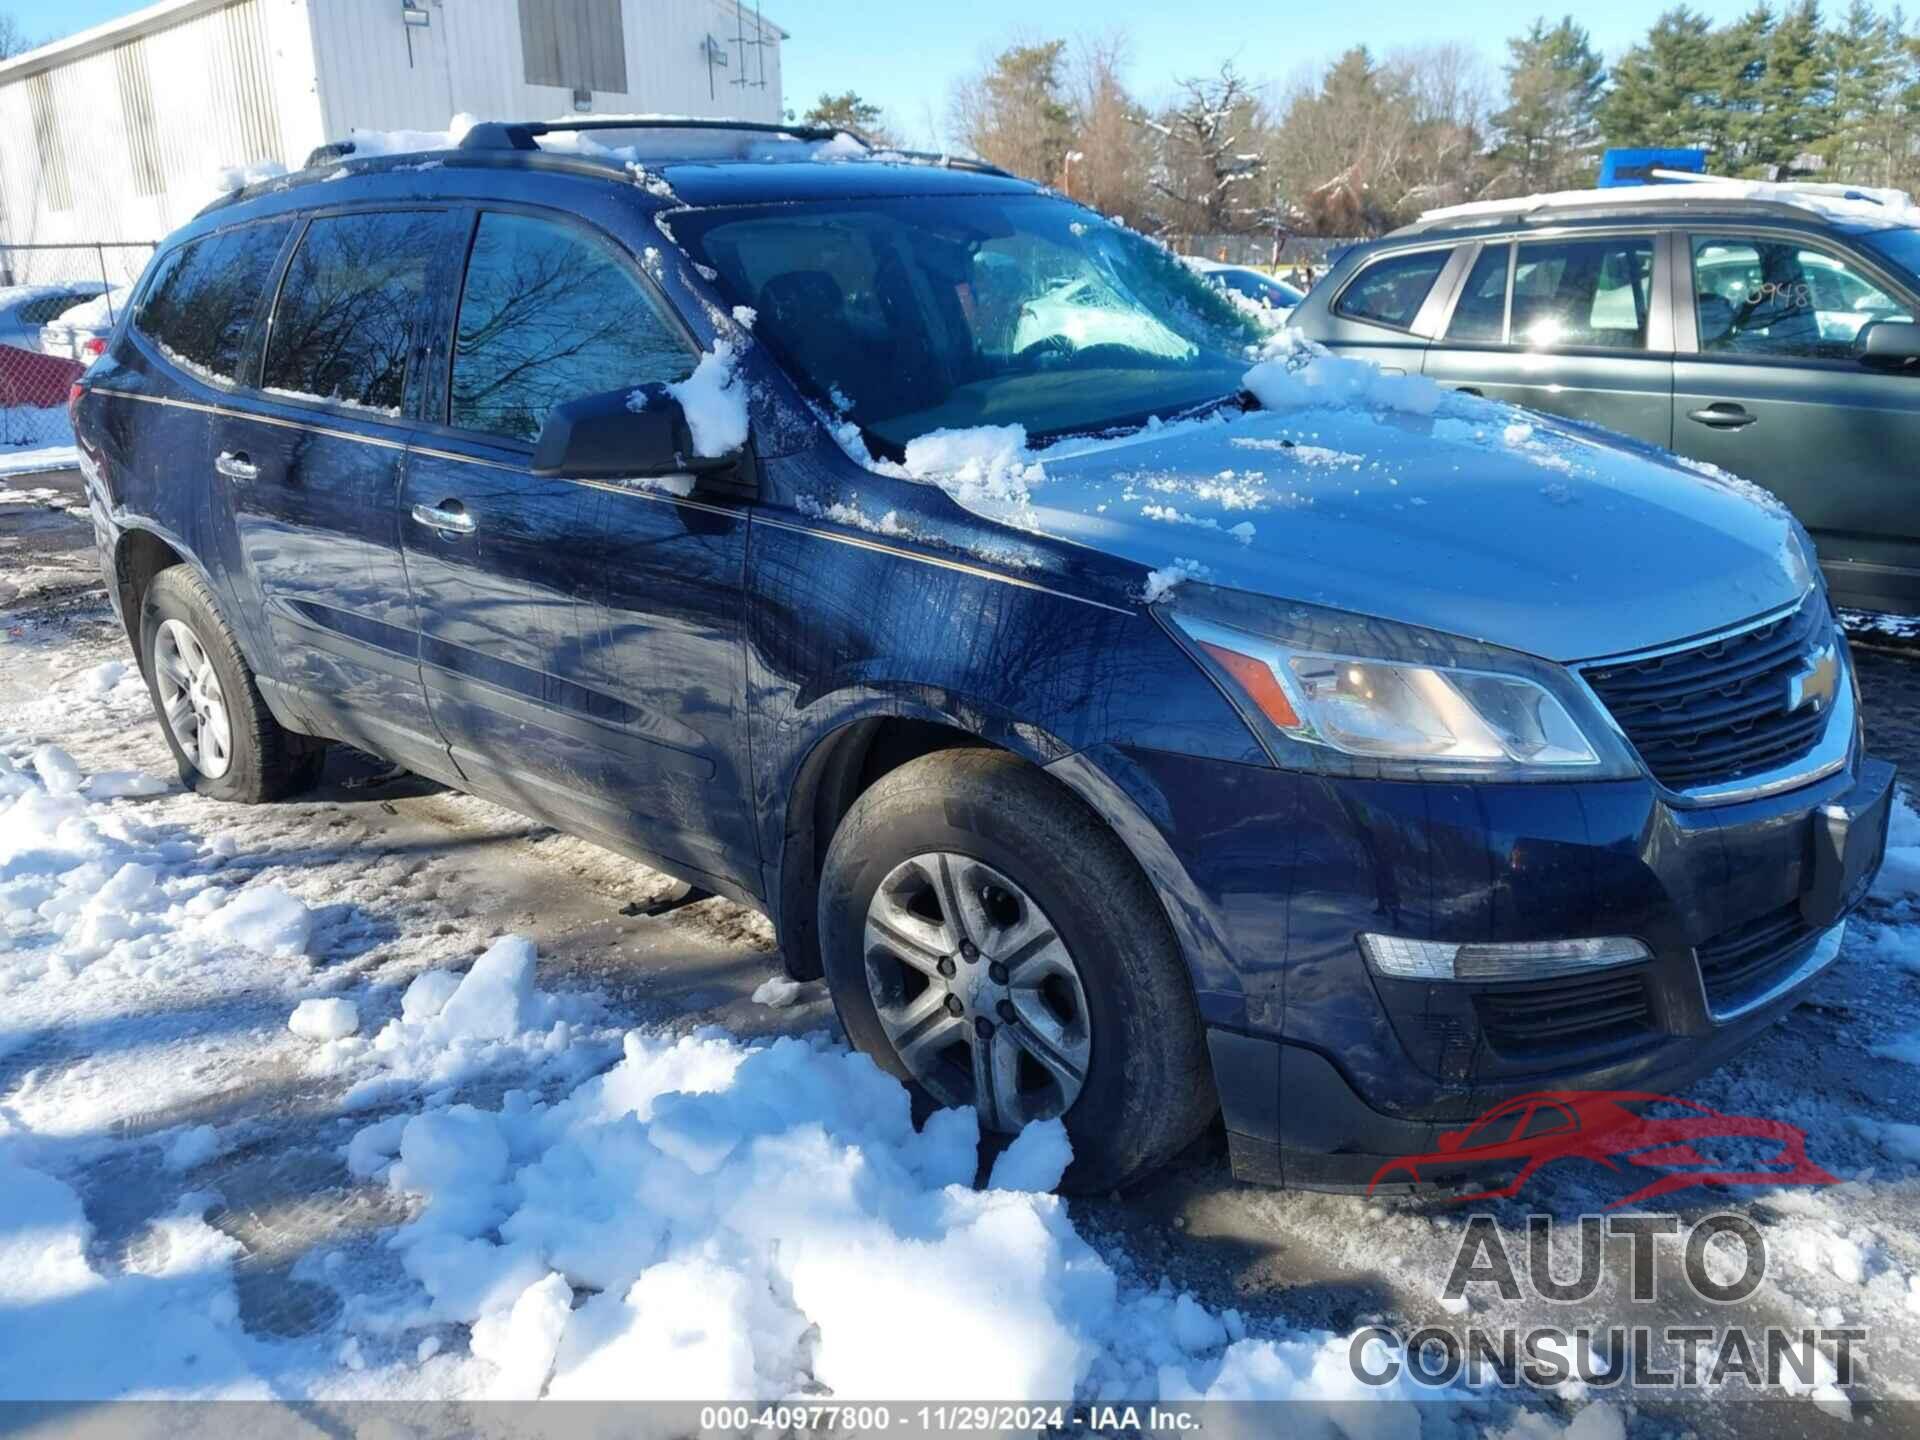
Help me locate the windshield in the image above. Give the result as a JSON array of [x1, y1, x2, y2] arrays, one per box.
[[1859, 226, 1920, 288], [675, 194, 1264, 454]]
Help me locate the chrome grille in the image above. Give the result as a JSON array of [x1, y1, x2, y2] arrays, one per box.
[[1582, 598, 1836, 791]]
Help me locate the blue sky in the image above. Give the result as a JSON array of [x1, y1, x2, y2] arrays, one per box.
[[12, 0, 1765, 149]]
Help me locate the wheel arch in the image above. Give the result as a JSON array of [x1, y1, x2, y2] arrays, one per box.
[[770, 692, 1218, 1004], [112, 526, 190, 651]]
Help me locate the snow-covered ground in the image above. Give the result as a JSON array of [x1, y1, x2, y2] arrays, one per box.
[[3, 476, 1920, 1435]]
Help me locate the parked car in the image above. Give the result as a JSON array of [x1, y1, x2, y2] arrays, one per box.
[[72, 122, 1893, 1193], [1286, 180, 1920, 615], [1184, 257, 1304, 316], [41, 287, 130, 363], [0, 282, 109, 350]]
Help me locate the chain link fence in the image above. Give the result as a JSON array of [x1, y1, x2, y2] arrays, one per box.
[[1, 242, 156, 463]]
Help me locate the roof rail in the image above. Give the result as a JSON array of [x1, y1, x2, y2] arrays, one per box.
[[459, 117, 849, 150], [299, 117, 1019, 182]]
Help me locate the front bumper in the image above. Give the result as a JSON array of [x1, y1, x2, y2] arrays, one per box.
[[1097, 735, 1895, 1190]]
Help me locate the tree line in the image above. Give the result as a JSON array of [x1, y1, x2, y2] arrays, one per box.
[[803, 2, 1920, 239]]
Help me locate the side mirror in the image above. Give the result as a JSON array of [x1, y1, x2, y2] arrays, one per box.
[[1854, 319, 1920, 371], [1436, 1130, 1464, 1153], [531, 383, 745, 485]]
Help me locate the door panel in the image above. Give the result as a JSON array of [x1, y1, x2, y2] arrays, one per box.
[[224, 208, 456, 765], [399, 207, 759, 889], [220, 406, 442, 764], [1421, 233, 1675, 448], [1674, 231, 1920, 612], [402, 445, 758, 886]]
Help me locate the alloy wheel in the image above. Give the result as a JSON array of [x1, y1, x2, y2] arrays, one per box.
[[152, 618, 233, 779], [862, 851, 1092, 1130]]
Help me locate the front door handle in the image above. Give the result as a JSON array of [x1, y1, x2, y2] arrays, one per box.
[[1686, 402, 1757, 430], [214, 450, 258, 481], [411, 500, 476, 536]]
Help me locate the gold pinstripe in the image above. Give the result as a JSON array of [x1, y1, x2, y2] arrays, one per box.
[[95, 388, 1137, 617]]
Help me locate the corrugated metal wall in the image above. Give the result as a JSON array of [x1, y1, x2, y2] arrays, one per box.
[[312, 0, 785, 144], [0, 0, 784, 271], [0, 0, 311, 265]]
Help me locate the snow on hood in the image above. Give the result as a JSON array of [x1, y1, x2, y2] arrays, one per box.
[[884, 339, 1806, 663]]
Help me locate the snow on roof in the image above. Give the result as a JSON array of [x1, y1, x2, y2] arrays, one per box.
[[1419, 176, 1920, 231]]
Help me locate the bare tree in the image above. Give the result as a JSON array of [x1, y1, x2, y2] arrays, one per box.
[[1140, 62, 1270, 235], [1068, 32, 1151, 226], [0, 13, 36, 59]]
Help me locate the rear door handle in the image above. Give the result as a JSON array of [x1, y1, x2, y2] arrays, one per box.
[[1686, 403, 1756, 430], [1456, 386, 1483, 397], [214, 450, 258, 481], [411, 500, 475, 536]]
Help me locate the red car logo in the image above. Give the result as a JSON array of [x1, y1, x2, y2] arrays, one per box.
[[1368, 1090, 1838, 1208]]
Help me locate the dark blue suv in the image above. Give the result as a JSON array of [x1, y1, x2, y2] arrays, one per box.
[[72, 120, 1894, 1192]]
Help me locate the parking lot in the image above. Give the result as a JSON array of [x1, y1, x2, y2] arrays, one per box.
[[5, 466, 1919, 1430]]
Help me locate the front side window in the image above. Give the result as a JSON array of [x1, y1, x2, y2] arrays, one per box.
[[1445, 244, 1510, 343], [263, 211, 447, 415], [1692, 235, 1913, 360], [134, 221, 293, 382], [1333, 249, 1449, 330], [449, 212, 695, 443], [1508, 235, 1653, 350], [676, 195, 1264, 454]]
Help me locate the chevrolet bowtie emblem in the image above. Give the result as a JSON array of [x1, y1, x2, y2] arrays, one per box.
[[1786, 644, 1839, 714]]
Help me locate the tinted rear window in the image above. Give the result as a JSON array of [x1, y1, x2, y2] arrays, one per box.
[[134, 222, 292, 382], [263, 211, 448, 416], [1334, 249, 1449, 329]]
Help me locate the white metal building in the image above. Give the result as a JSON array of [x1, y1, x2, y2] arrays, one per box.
[[0, 0, 786, 269]]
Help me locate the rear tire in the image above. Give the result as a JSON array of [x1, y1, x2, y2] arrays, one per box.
[[138, 565, 324, 802], [818, 749, 1215, 1192]]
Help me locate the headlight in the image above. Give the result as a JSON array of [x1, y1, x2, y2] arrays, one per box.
[[1163, 587, 1641, 781]]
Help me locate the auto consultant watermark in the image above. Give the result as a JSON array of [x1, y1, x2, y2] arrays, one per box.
[[1351, 1091, 1859, 1397], [1350, 1213, 1863, 1392]]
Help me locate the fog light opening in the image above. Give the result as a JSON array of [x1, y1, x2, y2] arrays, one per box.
[[1358, 933, 1652, 983]]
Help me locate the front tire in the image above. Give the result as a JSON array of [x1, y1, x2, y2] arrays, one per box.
[[818, 749, 1215, 1192], [139, 566, 323, 802]]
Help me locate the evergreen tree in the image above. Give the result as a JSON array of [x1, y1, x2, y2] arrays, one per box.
[[801, 91, 895, 146], [1821, 1, 1903, 181], [1598, 8, 1717, 149], [1746, 0, 1835, 174], [1490, 17, 1606, 192], [950, 41, 1078, 186]]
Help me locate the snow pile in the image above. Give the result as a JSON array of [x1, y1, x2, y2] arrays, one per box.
[[201, 884, 314, 956], [335, 937, 604, 1111], [660, 341, 748, 457], [0, 743, 314, 979], [339, 113, 478, 158], [1143, 557, 1213, 602], [342, 937, 1474, 1413], [209, 160, 287, 198], [0, 1147, 263, 1399], [290, 997, 360, 1041], [1242, 346, 1446, 418], [901, 424, 1046, 528], [750, 974, 804, 1008]]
